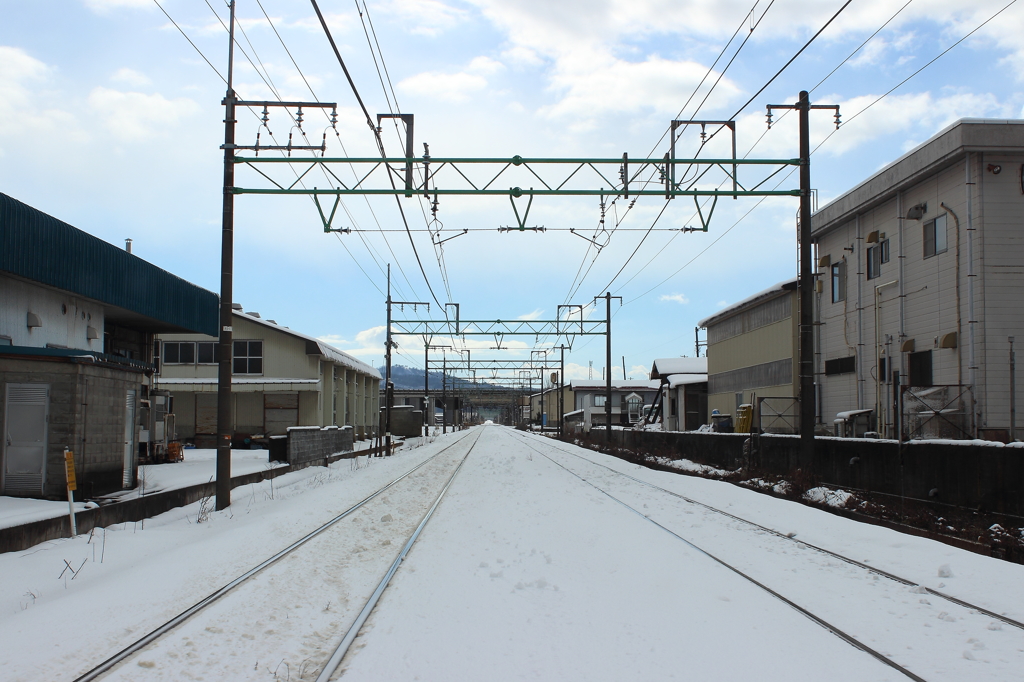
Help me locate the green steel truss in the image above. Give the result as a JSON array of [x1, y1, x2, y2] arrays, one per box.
[[232, 155, 799, 198]]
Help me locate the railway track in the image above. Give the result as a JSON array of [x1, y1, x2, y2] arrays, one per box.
[[73, 429, 481, 682], [508, 429, 1022, 681]]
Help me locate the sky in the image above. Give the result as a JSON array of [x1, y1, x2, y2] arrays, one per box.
[[2, 0, 1023, 385]]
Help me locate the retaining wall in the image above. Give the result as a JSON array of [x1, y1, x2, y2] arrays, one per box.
[[613, 430, 1024, 518]]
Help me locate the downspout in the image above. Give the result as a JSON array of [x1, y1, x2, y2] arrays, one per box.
[[966, 154, 978, 435], [897, 191, 906, 382], [940, 201, 963, 387], [856, 214, 864, 409], [875, 280, 898, 435]]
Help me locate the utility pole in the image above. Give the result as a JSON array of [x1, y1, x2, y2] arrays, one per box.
[[561, 349, 566, 438], [442, 355, 447, 434], [215, 0, 237, 511], [596, 292, 622, 442], [212, 1, 337, 509], [1011, 336, 1016, 442], [425, 343, 451, 433], [384, 271, 428, 453], [423, 337, 429, 435], [766, 91, 839, 470]]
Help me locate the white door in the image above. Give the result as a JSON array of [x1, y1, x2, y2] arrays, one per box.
[[123, 389, 137, 488], [3, 383, 49, 496]]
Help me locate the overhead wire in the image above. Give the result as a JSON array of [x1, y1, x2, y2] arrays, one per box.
[[310, 0, 446, 309], [622, 0, 1013, 306]]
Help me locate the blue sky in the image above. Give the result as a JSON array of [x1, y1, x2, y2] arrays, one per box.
[[2, 0, 1023, 383]]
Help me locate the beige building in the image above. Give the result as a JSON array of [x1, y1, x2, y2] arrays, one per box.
[[812, 119, 1024, 441], [528, 384, 575, 430], [155, 309, 380, 445], [699, 280, 800, 431]]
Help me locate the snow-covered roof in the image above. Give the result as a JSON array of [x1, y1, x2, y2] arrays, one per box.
[[666, 373, 708, 389], [650, 357, 706, 379], [235, 311, 381, 379], [570, 380, 660, 391], [697, 278, 797, 329]]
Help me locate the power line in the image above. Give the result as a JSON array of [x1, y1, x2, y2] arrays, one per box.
[[310, 0, 446, 308]]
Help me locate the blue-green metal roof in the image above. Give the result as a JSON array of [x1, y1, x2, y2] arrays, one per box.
[[0, 193, 219, 336]]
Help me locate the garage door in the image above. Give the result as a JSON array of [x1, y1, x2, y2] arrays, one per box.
[[264, 393, 298, 436], [196, 393, 218, 435]]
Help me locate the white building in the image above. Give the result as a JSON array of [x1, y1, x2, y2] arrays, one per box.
[[811, 119, 1024, 441], [649, 357, 708, 431], [570, 379, 661, 432]]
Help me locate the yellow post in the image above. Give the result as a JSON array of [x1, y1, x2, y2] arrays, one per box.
[[64, 448, 78, 537]]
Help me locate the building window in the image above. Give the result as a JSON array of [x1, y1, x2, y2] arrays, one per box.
[[825, 355, 856, 376], [233, 340, 263, 374], [831, 260, 846, 303], [908, 350, 933, 387], [197, 341, 220, 364], [880, 238, 890, 263], [924, 215, 948, 258], [163, 341, 195, 364], [867, 245, 881, 280], [594, 394, 607, 407]]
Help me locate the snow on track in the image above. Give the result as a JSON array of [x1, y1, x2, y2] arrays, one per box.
[[508, 430, 1023, 681], [337, 425, 912, 681]]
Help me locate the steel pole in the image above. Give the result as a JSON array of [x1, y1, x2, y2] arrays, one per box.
[[215, 0, 237, 511], [798, 91, 816, 469], [442, 356, 447, 434], [424, 343, 429, 435]]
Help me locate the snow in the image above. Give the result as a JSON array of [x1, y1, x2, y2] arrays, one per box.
[[665, 372, 708, 388], [2, 425, 1023, 681], [803, 486, 855, 508], [650, 356, 707, 377]]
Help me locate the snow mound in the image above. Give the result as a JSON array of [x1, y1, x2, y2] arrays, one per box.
[[803, 487, 854, 508], [652, 456, 731, 477]]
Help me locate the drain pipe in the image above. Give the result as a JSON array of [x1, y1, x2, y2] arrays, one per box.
[[940, 202, 963, 387], [875, 279, 898, 435], [897, 191, 906, 381], [856, 214, 864, 410], [966, 154, 978, 436]]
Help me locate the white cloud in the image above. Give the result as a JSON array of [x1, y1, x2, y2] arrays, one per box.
[[381, 0, 468, 37], [517, 308, 544, 320], [87, 87, 200, 141], [111, 67, 151, 87], [541, 54, 741, 122], [659, 293, 689, 304], [0, 47, 85, 150], [83, 0, 151, 13], [398, 69, 487, 102], [629, 363, 649, 379]]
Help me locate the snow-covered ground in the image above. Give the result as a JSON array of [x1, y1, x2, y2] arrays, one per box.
[[0, 425, 1021, 681]]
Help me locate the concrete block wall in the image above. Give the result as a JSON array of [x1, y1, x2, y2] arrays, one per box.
[[1, 356, 142, 499], [286, 425, 354, 468]]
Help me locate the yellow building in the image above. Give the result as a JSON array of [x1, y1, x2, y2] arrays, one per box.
[[699, 280, 799, 432]]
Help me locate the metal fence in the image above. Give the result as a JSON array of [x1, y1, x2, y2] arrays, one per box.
[[901, 385, 973, 441], [757, 396, 799, 434]]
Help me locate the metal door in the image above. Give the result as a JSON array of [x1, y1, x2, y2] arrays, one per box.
[[123, 389, 136, 488], [3, 383, 49, 496]]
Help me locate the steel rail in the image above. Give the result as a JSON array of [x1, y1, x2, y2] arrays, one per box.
[[506, 431, 925, 682], [316, 428, 483, 681], [72, 432, 477, 682], [514, 430, 1024, 632]]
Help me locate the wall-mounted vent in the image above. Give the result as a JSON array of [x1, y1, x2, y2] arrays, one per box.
[[26, 312, 42, 328], [900, 338, 916, 353], [818, 254, 831, 268], [87, 326, 100, 340], [938, 332, 958, 349], [866, 230, 879, 244]]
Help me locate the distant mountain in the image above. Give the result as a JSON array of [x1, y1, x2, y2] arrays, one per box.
[[378, 364, 508, 390]]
